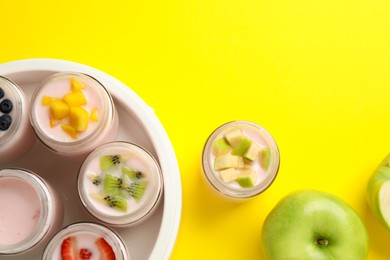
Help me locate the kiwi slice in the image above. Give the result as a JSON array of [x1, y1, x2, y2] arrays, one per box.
[[125, 181, 148, 202], [88, 174, 102, 186], [100, 155, 125, 171], [122, 166, 145, 180], [104, 174, 126, 196]]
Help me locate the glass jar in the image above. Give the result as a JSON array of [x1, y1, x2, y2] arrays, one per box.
[[0, 168, 63, 255], [202, 120, 280, 200], [43, 222, 129, 260], [0, 76, 36, 163], [78, 141, 164, 227], [30, 72, 119, 156]]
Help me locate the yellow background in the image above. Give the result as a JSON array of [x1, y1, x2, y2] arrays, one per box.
[[1, 0, 390, 259]]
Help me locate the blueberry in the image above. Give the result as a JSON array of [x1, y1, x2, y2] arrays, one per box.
[[0, 114, 12, 131], [0, 99, 13, 114], [0, 88, 4, 99]]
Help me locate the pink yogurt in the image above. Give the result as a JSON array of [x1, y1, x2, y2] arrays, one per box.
[[78, 141, 163, 227], [30, 72, 119, 156], [0, 168, 63, 255], [43, 222, 129, 260]]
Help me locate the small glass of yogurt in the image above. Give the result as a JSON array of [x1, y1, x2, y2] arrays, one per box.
[[202, 121, 280, 200], [43, 222, 129, 260], [0, 168, 63, 255], [30, 72, 119, 157], [0, 76, 36, 163], [78, 141, 164, 227]]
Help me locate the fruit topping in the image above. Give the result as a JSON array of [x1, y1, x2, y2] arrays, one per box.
[[0, 114, 12, 131], [79, 248, 93, 260], [49, 101, 69, 120], [89, 154, 149, 212], [214, 154, 245, 170], [231, 138, 252, 156], [122, 166, 145, 180], [224, 127, 244, 147], [69, 107, 89, 131], [63, 92, 87, 107], [0, 88, 4, 99], [41, 77, 99, 139], [100, 155, 125, 171], [0, 99, 12, 114], [236, 169, 257, 188], [219, 168, 239, 183], [126, 181, 148, 202], [211, 126, 271, 188], [259, 147, 271, 170], [71, 78, 85, 92], [212, 137, 231, 156], [61, 236, 76, 260], [90, 108, 99, 122], [96, 237, 116, 260]]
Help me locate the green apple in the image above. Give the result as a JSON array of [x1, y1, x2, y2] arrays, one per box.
[[261, 190, 369, 260], [366, 153, 390, 230]]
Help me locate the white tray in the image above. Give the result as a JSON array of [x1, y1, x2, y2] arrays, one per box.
[[0, 59, 182, 260]]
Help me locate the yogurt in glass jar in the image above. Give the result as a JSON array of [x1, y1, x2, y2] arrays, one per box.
[[0, 168, 63, 255], [30, 72, 119, 157], [0, 76, 35, 163], [202, 121, 280, 200], [43, 222, 129, 260], [78, 141, 164, 227]]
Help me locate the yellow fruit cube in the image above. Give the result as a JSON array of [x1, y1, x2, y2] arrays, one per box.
[[90, 108, 99, 122], [69, 107, 89, 131], [61, 124, 78, 139], [42, 96, 59, 106], [49, 101, 69, 120], [63, 92, 87, 107], [71, 78, 85, 92]]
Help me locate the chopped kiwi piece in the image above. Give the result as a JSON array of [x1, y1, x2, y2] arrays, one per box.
[[91, 194, 127, 212], [104, 174, 126, 196], [122, 166, 145, 180], [259, 147, 271, 170], [214, 154, 245, 170], [224, 127, 244, 147], [125, 181, 148, 202], [212, 138, 231, 156], [88, 174, 102, 185], [231, 138, 252, 156], [100, 155, 125, 170], [219, 168, 238, 183], [236, 169, 257, 188]]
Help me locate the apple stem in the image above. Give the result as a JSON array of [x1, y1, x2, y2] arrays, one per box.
[[317, 238, 329, 246]]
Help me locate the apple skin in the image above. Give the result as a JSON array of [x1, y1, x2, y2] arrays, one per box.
[[366, 153, 390, 230], [261, 190, 369, 260]]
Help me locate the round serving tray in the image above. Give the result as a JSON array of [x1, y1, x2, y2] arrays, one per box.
[[0, 58, 182, 260]]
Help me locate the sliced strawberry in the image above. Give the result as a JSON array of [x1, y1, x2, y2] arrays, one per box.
[[61, 236, 76, 260], [79, 248, 93, 260], [96, 237, 116, 260]]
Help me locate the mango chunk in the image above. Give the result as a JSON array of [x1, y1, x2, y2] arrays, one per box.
[[63, 92, 87, 107], [71, 78, 85, 92], [90, 108, 99, 122], [69, 107, 89, 131], [61, 124, 78, 139], [42, 96, 60, 106], [49, 101, 69, 120]]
